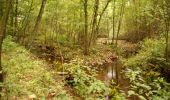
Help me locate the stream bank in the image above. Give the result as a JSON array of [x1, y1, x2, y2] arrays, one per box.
[[26, 37, 140, 100], [27, 41, 139, 99]]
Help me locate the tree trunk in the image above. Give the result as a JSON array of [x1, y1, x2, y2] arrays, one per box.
[[112, 0, 116, 44], [10, 5, 14, 36], [163, 0, 170, 62], [0, 0, 12, 94], [89, 0, 99, 46], [92, 0, 112, 45], [17, 0, 33, 43], [96, 0, 112, 35], [115, 0, 125, 47], [14, 0, 18, 37], [78, 1, 84, 45], [106, 12, 109, 44], [84, 0, 89, 55], [33, 0, 47, 34], [165, 23, 169, 62]]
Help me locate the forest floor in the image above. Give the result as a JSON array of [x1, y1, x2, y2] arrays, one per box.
[[2, 37, 75, 100], [2, 36, 138, 99], [28, 38, 138, 99]]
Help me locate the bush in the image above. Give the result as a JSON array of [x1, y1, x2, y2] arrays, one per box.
[[64, 59, 110, 99], [123, 38, 170, 100]]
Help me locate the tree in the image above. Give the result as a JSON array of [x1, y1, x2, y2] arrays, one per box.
[[162, 0, 170, 61], [89, 0, 99, 46], [0, 0, 12, 93], [83, 0, 89, 55], [20, 0, 34, 43], [33, 0, 47, 34], [112, 0, 116, 44], [14, 0, 18, 37], [88, 0, 112, 46], [96, 0, 112, 35], [115, 0, 125, 47], [91, 0, 112, 45]]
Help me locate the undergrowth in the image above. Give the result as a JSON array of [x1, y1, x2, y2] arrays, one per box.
[[123, 38, 170, 100], [64, 59, 110, 100], [64, 59, 126, 100], [2, 36, 71, 99]]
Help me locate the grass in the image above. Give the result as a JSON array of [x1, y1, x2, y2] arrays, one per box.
[[2, 36, 71, 99]]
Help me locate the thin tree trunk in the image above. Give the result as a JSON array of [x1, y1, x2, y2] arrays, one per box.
[[10, 6, 14, 36], [96, 0, 112, 35], [14, 0, 18, 37], [112, 0, 116, 44], [89, 0, 99, 46], [106, 12, 109, 44], [78, 0, 84, 44], [165, 23, 169, 61], [115, 0, 125, 47], [0, 0, 12, 94], [84, 0, 88, 55], [92, 0, 112, 44], [33, 0, 47, 34], [163, 0, 170, 62], [17, 0, 33, 42]]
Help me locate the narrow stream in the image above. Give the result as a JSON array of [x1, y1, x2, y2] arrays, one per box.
[[30, 45, 133, 99], [97, 60, 131, 99], [96, 62, 117, 83]]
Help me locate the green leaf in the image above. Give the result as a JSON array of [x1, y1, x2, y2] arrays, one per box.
[[128, 90, 136, 96], [138, 95, 146, 100]]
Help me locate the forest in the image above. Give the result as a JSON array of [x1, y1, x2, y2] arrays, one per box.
[[0, 0, 170, 100]]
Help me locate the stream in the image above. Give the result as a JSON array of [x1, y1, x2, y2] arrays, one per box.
[[97, 62, 117, 83], [96, 61, 132, 99], [30, 44, 133, 99]]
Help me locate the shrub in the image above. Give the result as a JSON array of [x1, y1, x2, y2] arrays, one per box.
[[123, 38, 170, 100], [64, 59, 110, 99]]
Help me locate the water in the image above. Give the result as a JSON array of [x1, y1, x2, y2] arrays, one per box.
[[97, 61, 130, 97], [97, 62, 118, 84]]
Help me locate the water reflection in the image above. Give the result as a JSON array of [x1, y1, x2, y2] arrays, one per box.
[[97, 62, 117, 83], [107, 67, 116, 79], [97, 62, 133, 100]]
